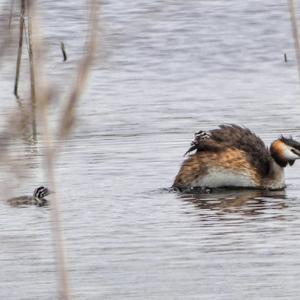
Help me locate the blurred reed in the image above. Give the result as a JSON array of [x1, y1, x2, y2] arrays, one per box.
[[0, 0, 99, 299], [288, 0, 300, 83]]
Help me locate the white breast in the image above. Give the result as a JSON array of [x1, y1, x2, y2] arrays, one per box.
[[190, 168, 258, 188], [264, 161, 286, 190]]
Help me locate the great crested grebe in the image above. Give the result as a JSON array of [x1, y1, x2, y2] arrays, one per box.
[[173, 124, 300, 191], [7, 186, 51, 207]]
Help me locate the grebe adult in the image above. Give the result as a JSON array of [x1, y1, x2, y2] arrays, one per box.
[[173, 124, 300, 191], [7, 186, 51, 207]]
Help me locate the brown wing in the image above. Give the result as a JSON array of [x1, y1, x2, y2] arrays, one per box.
[[173, 148, 261, 190], [184, 124, 271, 177]]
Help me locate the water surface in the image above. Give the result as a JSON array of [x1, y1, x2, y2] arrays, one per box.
[[0, 0, 300, 299]]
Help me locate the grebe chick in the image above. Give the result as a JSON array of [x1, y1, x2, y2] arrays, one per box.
[[7, 186, 51, 207], [173, 124, 300, 191]]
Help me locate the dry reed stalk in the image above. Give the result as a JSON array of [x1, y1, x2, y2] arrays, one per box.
[[27, 1, 98, 299], [58, 0, 98, 140], [0, 1, 39, 185], [26, 1, 71, 299], [0, 0, 15, 61], [8, 0, 15, 31], [13, 0, 37, 140], [14, 0, 25, 99], [27, 0, 37, 139], [288, 0, 300, 82]]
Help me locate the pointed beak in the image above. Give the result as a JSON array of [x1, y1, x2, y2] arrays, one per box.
[[291, 148, 300, 158], [184, 144, 197, 156]]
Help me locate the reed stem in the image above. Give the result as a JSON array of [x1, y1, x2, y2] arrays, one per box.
[[60, 42, 67, 62], [27, 0, 37, 139], [26, 1, 71, 298], [14, 0, 25, 99], [288, 0, 300, 83]]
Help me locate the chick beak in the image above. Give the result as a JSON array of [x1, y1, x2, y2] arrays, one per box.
[[184, 144, 197, 156]]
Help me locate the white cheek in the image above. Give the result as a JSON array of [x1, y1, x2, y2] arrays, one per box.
[[283, 146, 300, 160]]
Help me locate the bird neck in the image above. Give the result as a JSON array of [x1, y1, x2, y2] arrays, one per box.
[[270, 140, 288, 168], [262, 159, 285, 190]]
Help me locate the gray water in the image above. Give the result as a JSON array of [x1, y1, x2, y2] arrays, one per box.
[[1, 0, 300, 299]]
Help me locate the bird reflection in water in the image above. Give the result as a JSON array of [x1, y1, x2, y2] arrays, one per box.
[[176, 188, 287, 217]]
